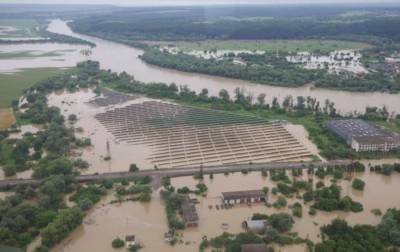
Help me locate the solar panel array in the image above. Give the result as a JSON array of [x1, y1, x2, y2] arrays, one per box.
[[95, 101, 312, 168]]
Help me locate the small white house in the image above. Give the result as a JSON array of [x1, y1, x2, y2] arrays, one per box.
[[125, 235, 135, 248]]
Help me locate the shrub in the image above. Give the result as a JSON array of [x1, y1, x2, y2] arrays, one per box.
[[112, 237, 125, 248], [292, 204, 303, 218], [251, 213, 269, 220], [269, 213, 294, 233], [273, 196, 287, 209], [177, 186, 190, 194], [129, 164, 139, 172], [352, 178, 365, 191], [371, 208, 382, 216]]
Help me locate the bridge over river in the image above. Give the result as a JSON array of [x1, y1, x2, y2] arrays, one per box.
[[0, 160, 352, 189]]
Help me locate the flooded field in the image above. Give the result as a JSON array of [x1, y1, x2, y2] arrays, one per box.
[[47, 88, 157, 173], [0, 43, 90, 73], [95, 101, 312, 168], [47, 19, 400, 115], [7, 124, 42, 139], [46, 88, 317, 172], [51, 159, 400, 252]]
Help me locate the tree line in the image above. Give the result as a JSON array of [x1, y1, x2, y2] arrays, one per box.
[[140, 49, 400, 93]]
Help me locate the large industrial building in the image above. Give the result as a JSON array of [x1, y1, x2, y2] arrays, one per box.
[[324, 119, 400, 152]]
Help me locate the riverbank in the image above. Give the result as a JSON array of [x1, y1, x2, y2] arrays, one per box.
[[45, 19, 400, 115]]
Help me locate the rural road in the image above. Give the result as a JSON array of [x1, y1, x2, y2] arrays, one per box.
[[0, 160, 352, 189]]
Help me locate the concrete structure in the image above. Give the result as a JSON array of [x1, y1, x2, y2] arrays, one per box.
[[181, 195, 199, 227], [241, 244, 272, 252], [242, 220, 267, 234], [222, 190, 266, 204], [325, 119, 400, 152]]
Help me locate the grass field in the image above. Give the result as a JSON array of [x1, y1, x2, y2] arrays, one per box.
[[0, 50, 73, 59], [0, 19, 41, 38], [0, 68, 67, 108], [172, 39, 371, 53], [0, 108, 15, 130]]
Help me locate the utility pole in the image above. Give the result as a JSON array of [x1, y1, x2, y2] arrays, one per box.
[[106, 139, 111, 159], [200, 163, 203, 179]]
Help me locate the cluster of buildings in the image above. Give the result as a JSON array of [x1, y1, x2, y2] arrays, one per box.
[[324, 119, 400, 152]]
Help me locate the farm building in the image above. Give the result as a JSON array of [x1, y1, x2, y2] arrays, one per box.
[[242, 220, 267, 234], [352, 135, 400, 152], [324, 119, 400, 152], [222, 190, 266, 204], [181, 195, 199, 227], [125, 235, 135, 248]]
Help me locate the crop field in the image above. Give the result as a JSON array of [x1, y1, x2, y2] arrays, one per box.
[[0, 19, 41, 38], [0, 68, 67, 108], [172, 39, 370, 53], [0, 108, 15, 130], [95, 101, 312, 168]]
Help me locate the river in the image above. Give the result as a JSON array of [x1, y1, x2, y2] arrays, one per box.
[[47, 19, 400, 115]]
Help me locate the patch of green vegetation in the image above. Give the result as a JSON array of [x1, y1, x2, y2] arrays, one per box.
[[173, 39, 370, 53], [0, 50, 70, 59], [0, 19, 41, 38], [0, 68, 67, 108]]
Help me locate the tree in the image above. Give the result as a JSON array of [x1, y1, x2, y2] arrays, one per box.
[[257, 93, 266, 106], [264, 227, 279, 242], [41, 208, 84, 247], [129, 164, 139, 172], [112, 237, 125, 248], [199, 88, 209, 101], [78, 198, 93, 211], [352, 178, 365, 191], [268, 213, 294, 233], [68, 114, 77, 122], [218, 89, 230, 102]]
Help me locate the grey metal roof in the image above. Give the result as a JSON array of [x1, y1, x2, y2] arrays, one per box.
[[241, 244, 270, 252], [222, 190, 265, 201]]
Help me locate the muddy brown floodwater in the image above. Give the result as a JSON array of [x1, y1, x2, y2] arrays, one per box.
[[46, 159, 400, 252], [47, 88, 159, 173], [47, 19, 400, 115], [47, 88, 319, 173]]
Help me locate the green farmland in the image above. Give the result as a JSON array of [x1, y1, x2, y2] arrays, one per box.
[[0, 68, 67, 108], [0, 19, 41, 38]]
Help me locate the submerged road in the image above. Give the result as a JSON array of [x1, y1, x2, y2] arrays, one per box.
[[0, 160, 351, 189]]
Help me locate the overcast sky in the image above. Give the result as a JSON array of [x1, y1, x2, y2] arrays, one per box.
[[1, 0, 399, 5]]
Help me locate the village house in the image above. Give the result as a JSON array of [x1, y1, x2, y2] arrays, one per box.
[[181, 195, 199, 227], [222, 190, 266, 204]]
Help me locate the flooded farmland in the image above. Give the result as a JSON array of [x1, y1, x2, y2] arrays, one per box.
[[46, 88, 316, 173], [47, 88, 157, 173], [50, 159, 400, 252], [0, 43, 91, 73]]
